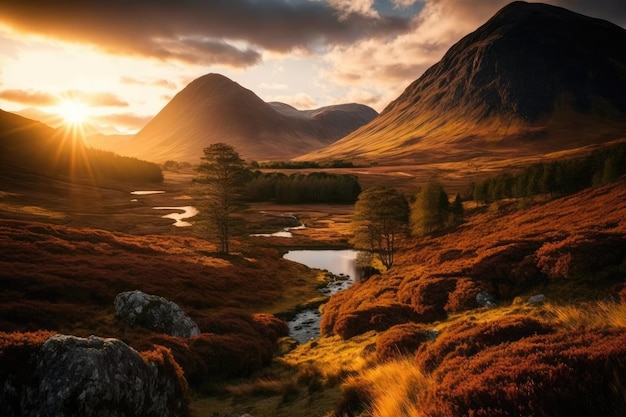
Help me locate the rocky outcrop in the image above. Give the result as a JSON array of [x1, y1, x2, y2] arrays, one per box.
[[1, 334, 187, 417], [114, 290, 201, 337]]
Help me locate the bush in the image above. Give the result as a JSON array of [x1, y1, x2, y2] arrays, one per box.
[[376, 323, 431, 361], [422, 329, 626, 417], [416, 316, 554, 373]]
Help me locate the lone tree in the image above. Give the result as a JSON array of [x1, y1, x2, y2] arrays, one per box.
[[410, 179, 450, 236], [194, 143, 251, 254], [351, 187, 409, 270]]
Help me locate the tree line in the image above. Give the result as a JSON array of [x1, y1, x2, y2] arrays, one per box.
[[245, 171, 361, 204], [193, 143, 362, 253], [468, 141, 626, 204]]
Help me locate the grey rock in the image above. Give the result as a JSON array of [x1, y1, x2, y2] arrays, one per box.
[[476, 291, 498, 308], [2, 334, 185, 417], [528, 294, 546, 305], [114, 290, 200, 337]]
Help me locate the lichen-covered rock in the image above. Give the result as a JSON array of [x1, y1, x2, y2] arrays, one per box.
[[1, 334, 187, 417], [114, 290, 200, 337]]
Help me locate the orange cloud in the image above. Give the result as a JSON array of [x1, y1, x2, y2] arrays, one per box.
[[0, 89, 56, 106]]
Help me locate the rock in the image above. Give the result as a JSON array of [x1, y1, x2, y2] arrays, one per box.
[[114, 290, 201, 337], [3, 334, 186, 417], [476, 291, 498, 308], [528, 294, 546, 305]]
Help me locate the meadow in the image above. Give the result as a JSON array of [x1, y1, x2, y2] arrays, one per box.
[[1, 164, 625, 417]]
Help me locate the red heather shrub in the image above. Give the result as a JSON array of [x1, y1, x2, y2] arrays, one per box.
[[376, 323, 431, 361], [444, 277, 483, 312], [139, 345, 188, 412], [536, 232, 626, 280], [470, 241, 544, 297], [416, 316, 554, 374], [331, 304, 418, 340], [422, 329, 626, 417], [142, 311, 287, 383], [398, 277, 457, 323]]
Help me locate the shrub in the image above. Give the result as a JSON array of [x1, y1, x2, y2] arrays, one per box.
[[397, 277, 457, 323], [376, 323, 431, 361], [416, 316, 554, 374], [423, 329, 626, 417]]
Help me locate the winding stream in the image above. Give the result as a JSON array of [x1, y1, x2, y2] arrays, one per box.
[[283, 249, 360, 343]]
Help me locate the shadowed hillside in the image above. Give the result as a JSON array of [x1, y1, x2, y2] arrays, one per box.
[[107, 73, 377, 163], [300, 1, 626, 165], [0, 110, 162, 183]]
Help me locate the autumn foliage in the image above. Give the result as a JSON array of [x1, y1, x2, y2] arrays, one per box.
[[323, 177, 626, 340]]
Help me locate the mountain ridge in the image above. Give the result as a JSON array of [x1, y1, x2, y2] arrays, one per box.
[[299, 1, 626, 164], [110, 73, 377, 163]]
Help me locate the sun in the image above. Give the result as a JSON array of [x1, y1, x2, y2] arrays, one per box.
[[56, 99, 91, 126]]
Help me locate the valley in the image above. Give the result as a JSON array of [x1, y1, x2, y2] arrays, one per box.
[[2, 2, 626, 417]]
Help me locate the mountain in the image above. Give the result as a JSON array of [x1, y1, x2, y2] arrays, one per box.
[[0, 109, 162, 184], [116, 73, 377, 163], [299, 1, 626, 164]]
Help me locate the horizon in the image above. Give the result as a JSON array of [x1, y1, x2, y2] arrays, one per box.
[[1, 0, 625, 135]]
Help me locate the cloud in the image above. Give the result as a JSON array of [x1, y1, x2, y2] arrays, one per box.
[[319, 0, 626, 111], [0, 0, 412, 68], [258, 82, 289, 91], [94, 112, 152, 131], [0, 89, 57, 106], [65, 91, 129, 107], [121, 76, 178, 90]]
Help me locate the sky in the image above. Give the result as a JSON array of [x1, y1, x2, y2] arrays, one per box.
[[1, 0, 625, 134]]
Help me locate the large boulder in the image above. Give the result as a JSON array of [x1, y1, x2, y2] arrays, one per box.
[[1, 334, 187, 417], [114, 290, 201, 337]]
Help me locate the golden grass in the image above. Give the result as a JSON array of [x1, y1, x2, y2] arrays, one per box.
[[344, 359, 430, 417], [542, 301, 626, 330]]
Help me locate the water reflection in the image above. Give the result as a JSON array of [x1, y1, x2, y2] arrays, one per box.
[[153, 206, 199, 227]]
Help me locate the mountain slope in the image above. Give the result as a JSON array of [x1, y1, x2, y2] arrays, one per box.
[[115, 74, 377, 163], [0, 109, 162, 184], [300, 1, 626, 164]]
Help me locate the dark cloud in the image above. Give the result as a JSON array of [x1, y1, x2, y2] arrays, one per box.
[[0, 89, 56, 105], [0, 0, 412, 67]]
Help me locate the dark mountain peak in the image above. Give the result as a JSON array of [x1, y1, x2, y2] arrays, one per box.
[[384, 1, 626, 122], [300, 2, 626, 164]]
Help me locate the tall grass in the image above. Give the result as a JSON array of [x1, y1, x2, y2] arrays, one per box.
[[338, 359, 429, 417], [543, 301, 626, 330]]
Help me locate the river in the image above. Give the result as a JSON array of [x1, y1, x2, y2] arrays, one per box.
[[283, 249, 360, 343]]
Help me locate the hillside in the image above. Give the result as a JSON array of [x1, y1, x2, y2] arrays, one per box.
[[0, 109, 162, 184], [300, 1, 626, 165], [108, 73, 377, 163]]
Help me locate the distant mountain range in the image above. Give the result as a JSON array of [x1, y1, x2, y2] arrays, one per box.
[[98, 73, 377, 163], [300, 1, 626, 164]]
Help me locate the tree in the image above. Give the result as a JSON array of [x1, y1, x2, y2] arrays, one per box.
[[194, 143, 251, 254], [411, 180, 450, 236], [350, 187, 409, 270]]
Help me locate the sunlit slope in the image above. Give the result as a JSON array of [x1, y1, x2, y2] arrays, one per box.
[[299, 1, 626, 164], [119, 73, 377, 163]]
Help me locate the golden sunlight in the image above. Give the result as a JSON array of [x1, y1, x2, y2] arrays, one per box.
[[56, 99, 91, 126]]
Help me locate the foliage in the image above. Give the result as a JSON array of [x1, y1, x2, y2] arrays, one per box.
[[468, 141, 626, 204], [375, 323, 431, 361], [194, 143, 252, 253], [245, 171, 361, 204], [351, 187, 410, 269], [410, 179, 462, 236]]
